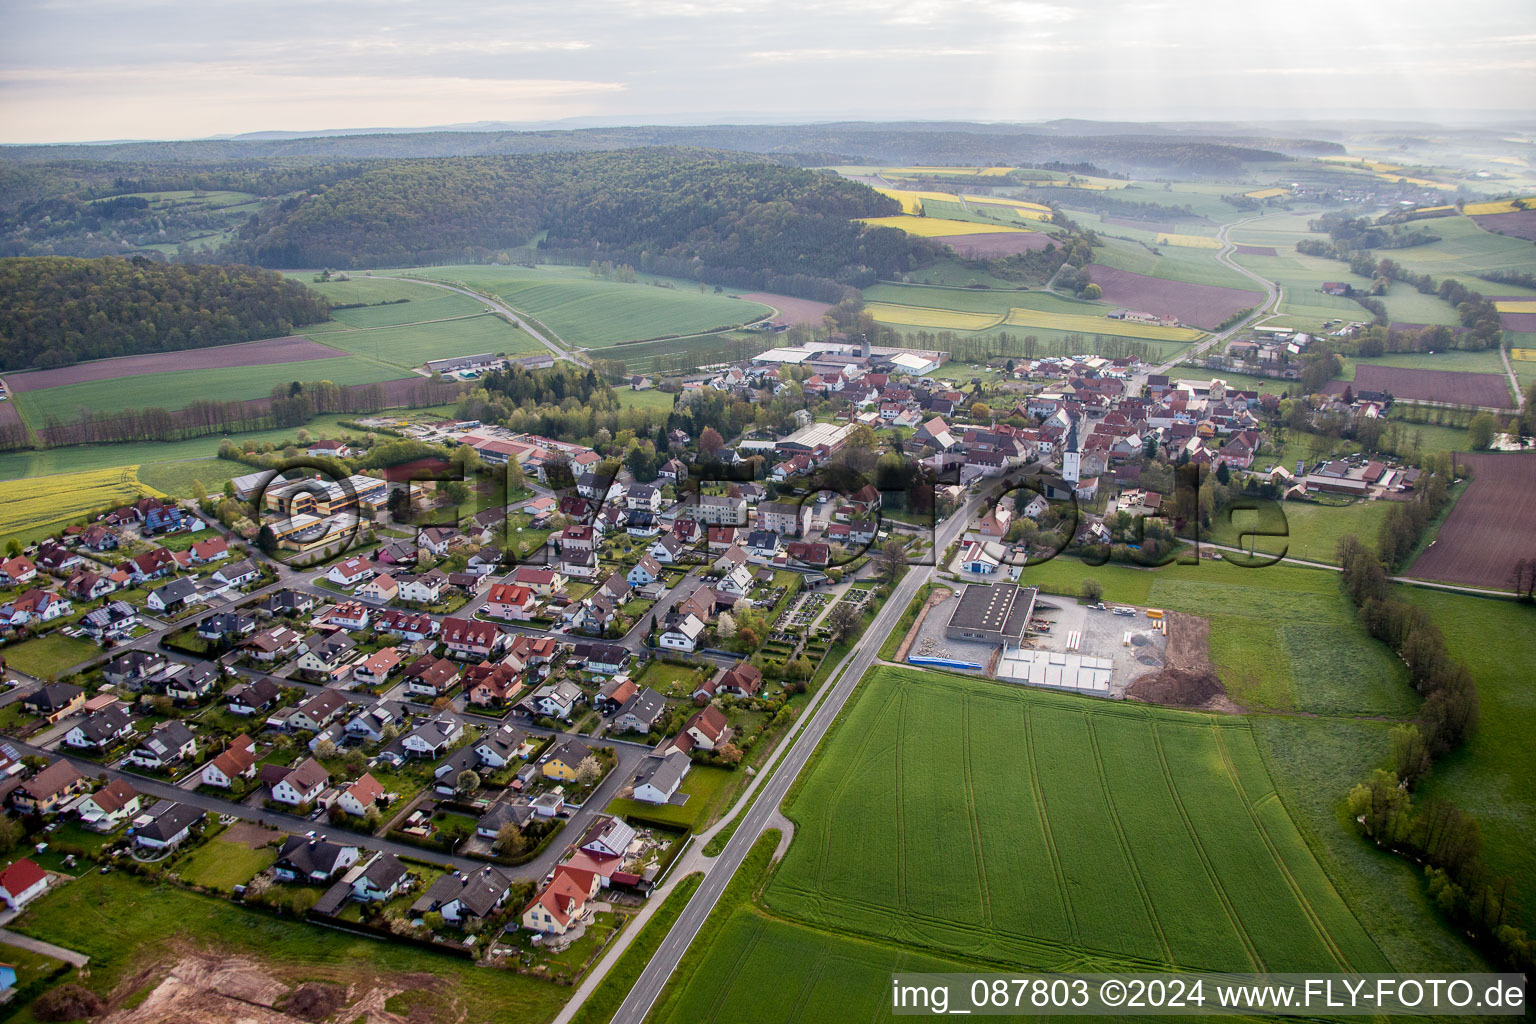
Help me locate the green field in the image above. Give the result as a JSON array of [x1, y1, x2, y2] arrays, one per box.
[[12, 355, 403, 424], [176, 838, 277, 890], [606, 765, 735, 832], [9, 872, 566, 1022], [1, 633, 101, 680], [1091, 235, 1256, 291], [385, 265, 772, 348], [588, 332, 775, 375], [1204, 498, 1394, 566], [614, 388, 676, 414], [765, 666, 1390, 973], [1018, 557, 1415, 715], [1401, 590, 1536, 931], [309, 314, 541, 369], [134, 458, 245, 498]]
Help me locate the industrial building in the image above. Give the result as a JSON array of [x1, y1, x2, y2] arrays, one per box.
[[943, 583, 1037, 648]]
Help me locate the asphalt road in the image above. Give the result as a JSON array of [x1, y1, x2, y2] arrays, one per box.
[[605, 491, 984, 1024]]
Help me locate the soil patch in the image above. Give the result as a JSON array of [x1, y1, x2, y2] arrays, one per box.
[[893, 586, 953, 663], [1471, 208, 1536, 242], [1085, 264, 1262, 330], [1324, 364, 1513, 408], [219, 821, 284, 849], [1125, 612, 1237, 711], [738, 292, 833, 327], [1233, 244, 1277, 256], [932, 232, 1056, 257], [2, 336, 347, 393], [281, 982, 349, 1021]]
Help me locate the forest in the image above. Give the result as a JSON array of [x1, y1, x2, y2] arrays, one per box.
[[0, 255, 330, 370]]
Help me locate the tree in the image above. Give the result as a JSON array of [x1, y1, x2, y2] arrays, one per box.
[[575, 756, 603, 787], [876, 538, 906, 584], [312, 738, 337, 760], [4, 539, 20, 558], [1081, 282, 1102, 300], [0, 814, 23, 855], [970, 402, 991, 422], [1468, 412, 1496, 450], [826, 600, 861, 642], [716, 612, 736, 638], [699, 426, 724, 458], [495, 822, 528, 856], [1080, 577, 1104, 602], [455, 769, 481, 796]]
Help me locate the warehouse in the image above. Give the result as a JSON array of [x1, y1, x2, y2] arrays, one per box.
[[943, 583, 1036, 648]]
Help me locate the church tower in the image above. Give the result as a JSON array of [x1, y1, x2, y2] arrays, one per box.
[[1062, 416, 1081, 484]]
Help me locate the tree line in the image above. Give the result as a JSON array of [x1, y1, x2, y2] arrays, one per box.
[[0, 255, 329, 370], [1336, 535, 1532, 970]]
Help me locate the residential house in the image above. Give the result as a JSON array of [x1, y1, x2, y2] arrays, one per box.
[[570, 642, 628, 676], [198, 611, 256, 642], [351, 852, 410, 902], [283, 690, 350, 733], [268, 757, 330, 806], [75, 778, 141, 831], [356, 574, 398, 604], [626, 483, 662, 513], [758, 501, 811, 537], [319, 600, 370, 631], [416, 865, 513, 924], [351, 647, 403, 687], [79, 600, 138, 641], [336, 773, 385, 818], [707, 526, 740, 553], [521, 868, 596, 935], [326, 557, 377, 588], [144, 577, 197, 615], [717, 661, 763, 698], [401, 717, 463, 759], [226, 678, 281, 715], [525, 680, 584, 720], [65, 571, 118, 604], [274, 836, 359, 883], [102, 651, 166, 689], [474, 725, 533, 768], [440, 617, 506, 660], [715, 564, 754, 599], [188, 537, 229, 564], [682, 705, 732, 751], [0, 859, 50, 911], [133, 802, 204, 850], [658, 613, 705, 652], [542, 738, 593, 780], [345, 702, 408, 744], [612, 687, 666, 734], [374, 609, 439, 642], [62, 705, 135, 751], [396, 571, 447, 604], [627, 555, 662, 588], [294, 631, 358, 679], [695, 494, 747, 527], [484, 582, 538, 621], [631, 751, 691, 804], [163, 661, 219, 705], [243, 626, 305, 663], [126, 720, 197, 769], [201, 735, 258, 789], [258, 590, 315, 618], [10, 760, 86, 814], [595, 675, 637, 714], [0, 556, 38, 587], [402, 655, 462, 699], [465, 662, 523, 707], [0, 589, 73, 627]]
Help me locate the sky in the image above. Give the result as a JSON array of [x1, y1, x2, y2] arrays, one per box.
[[2, 0, 1535, 143]]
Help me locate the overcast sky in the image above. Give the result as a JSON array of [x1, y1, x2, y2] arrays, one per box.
[[3, 0, 1534, 143]]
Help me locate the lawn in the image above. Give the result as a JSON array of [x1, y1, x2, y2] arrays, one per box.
[[385, 265, 772, 348], [8, 872, 568, 1023], [614, 388, 676, 414], [133, 458, 244, 499], [767, 666, 1390, 974], [1, 633, 101, 680], [1203, 498, 1394, 565], [310, 314, 542, 370], [11, 356, 404, 424], [1018, 556, 1416, 715], [176, 838, 277, 891], [1400, 589, 1536, 932], [635, 660, 711, 699], [606, 764, 735, 832]]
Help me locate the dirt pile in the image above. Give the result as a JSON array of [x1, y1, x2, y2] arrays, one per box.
[[1125, 612, 1236, 711]]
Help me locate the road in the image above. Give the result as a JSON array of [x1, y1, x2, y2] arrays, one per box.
[[393, 276, 589, 367], [602, 490, 985, 1024], [1500, 343, 1526, 411]]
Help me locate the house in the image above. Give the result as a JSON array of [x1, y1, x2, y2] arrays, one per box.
[[712, 545, 748, 573], [960, 540, 1004, 575], [81, 525, 118, 551], [188, 536, 230, 564], [521, 868, 597, 935], [268, 757, 330, 806], [477, 801, 535, 839], [627, 555, 663, 588], [146, 577, 199, 614], [75, 778, 141, 831], [198, 611, 256, 641], [579, 815, 636, 861], [648, 534, 685, 564], [351, 852, 410, 902], [17, 684, 84, 723], [133, 802, 204, 850], [164, 661, 220, 704], [417, 865, 513, 924], [758, 501, 811, 537], [465, 662, 523, 707], [396, 571, 447, 604], [631, 750, 691, 804], [402, 655, 461, 698], [717, 661, 763, 698], [707, 526, 741, 553], [626, 483, 662, 513], [416, 526, 464, 557], [682, 705, 732, 751], [466, 548, 504, 576], [0, 859, 49, 911], [306, 439, 355, 459], [657, 458, 687, 484], [294, 631, 358, 678], [744, 530, 779, 562], [474, 725, 533, 768], [977, 505, 1012, 538], [525, 679, 584, 720], [126, 720, 197, 769], [715, 564, 754, 599], [570, 642, 629, 676], [612, 687, 667, 734], [785, 541, 830, 567], [259, 590, 315, 618], [201, 735, 258, 789], [32, 543, 83, 574], [62, 705, 135, 751], [484, 582, 538, 621], [336, 773, 385, 818], [625, 509, 659, 537], [356, 574, 398, 604], [0, 589, 73, 626], [125, 547, 176, 582], [542, 738, 594, 780], [65, 571, 118, 603], [658, 613, 705, 652], [274, 835, 359, 883], [440, 617, 506, 660], [0, 556, 38, 587], [401, 717, 463, 759], [696, 494, 748, 526], [226, 678, 281, 715], [374, 609, 439, 642], [319, 600, 370, 631], [102, 650, 166, 689], [78, 600, 139, 641], [345, 701, 408, 744], [326, 557, 377, 588], [10, 760, 86, 814], [243, 625, 305, 663], [351, 647, 403, 687], [284, 690, 350, 733], [595, 675, 638, 714]]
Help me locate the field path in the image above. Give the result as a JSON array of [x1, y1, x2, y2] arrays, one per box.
[[390, 276, 589, 367], [1500, 343, 1525, 410]]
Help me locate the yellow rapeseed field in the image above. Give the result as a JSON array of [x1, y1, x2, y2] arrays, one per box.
[[883, 166, 1014, 177], [1, 466, 164, 542], [1245, 187, 1290, 199], [863, 303, 1005, 331], [1494, 300, 1536, 313], [1510, 349, 1536, 362], [960, 195, 1052, 212], [1156, 233, 1223, 249], [858, 215, 1033, 237], [1002, 308, 1205, 341], [1465, 196, 1535, 216]]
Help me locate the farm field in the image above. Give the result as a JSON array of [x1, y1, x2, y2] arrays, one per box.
[[9, 355, 406, 425], [308, 314, 541, 369], [586, 331, 774, 375], [1086, 265, 1261, 329], [857, 214, 1033, 237], [0, 465, 162, 546], [736, 291, 832, 326], [1407, 452, 1536, 590], [387, 265, 771, 348], [1347, 349, 1507, 375], [765, 666, 1390, 973], [0, 335, 346, 393], [1092, 235, 1256, 291], [1403, 589, 1536, 931], [860, 285, 1205, 343], [933, 231, 1059, 256], [1204, 498, 1394, 567], [1326, 364, 1514, 408], [1018, 557, 1416, 715]]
